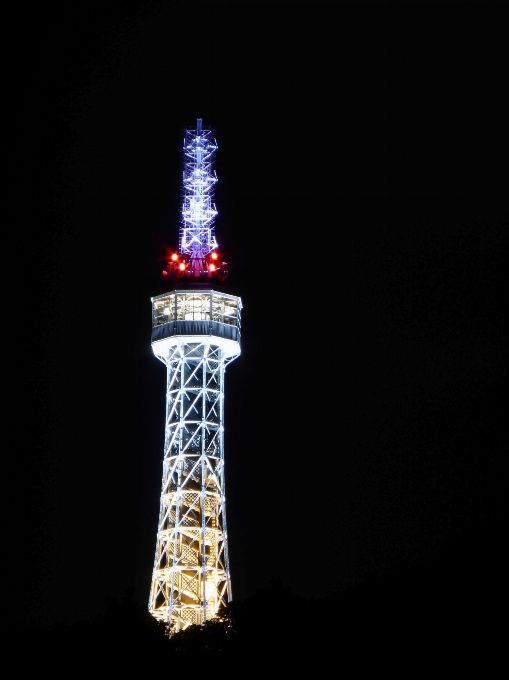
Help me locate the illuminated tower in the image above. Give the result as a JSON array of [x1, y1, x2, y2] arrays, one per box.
[[148, 119, 242, 633]]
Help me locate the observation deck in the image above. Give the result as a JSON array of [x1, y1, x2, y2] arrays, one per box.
[[151, 289, 242, 361]]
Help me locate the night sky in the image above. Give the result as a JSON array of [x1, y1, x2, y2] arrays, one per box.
[[10, 2, 507, 628]]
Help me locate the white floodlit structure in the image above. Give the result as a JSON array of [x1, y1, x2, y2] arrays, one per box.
[[148, 120, 241, 633]]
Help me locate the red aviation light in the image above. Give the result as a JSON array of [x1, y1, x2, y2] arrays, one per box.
[[179, 262, 186, 271], [171, 253, 178, 262], [211, 252, 218, 260]]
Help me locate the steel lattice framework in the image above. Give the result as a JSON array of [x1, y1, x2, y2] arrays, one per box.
[[180, 118, 218, 277], [148, 121, 241, 634]]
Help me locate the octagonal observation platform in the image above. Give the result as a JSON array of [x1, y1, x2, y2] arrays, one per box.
[[151, 289, 242, 361]]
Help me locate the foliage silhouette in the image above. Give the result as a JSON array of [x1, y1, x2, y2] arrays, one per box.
[[12, 523, 505, 652]]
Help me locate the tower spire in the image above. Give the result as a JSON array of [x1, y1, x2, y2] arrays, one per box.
[[163, 119, 227, 281]]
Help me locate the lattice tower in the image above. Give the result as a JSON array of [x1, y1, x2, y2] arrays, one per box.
[[149, 120, 241, 633]]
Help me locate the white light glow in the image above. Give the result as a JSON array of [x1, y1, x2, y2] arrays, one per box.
[[179, 120, 219, 271]]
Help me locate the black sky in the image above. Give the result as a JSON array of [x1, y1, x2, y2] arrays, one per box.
[[9, 1, 507, 627]]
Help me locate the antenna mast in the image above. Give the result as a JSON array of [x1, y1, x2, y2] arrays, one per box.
[[163, 118, 227, 281]]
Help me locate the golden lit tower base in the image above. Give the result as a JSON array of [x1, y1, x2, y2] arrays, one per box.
[[149, 289, 241, 632]]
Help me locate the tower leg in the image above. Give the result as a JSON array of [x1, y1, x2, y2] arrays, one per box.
[[149, 341, 231, 632]]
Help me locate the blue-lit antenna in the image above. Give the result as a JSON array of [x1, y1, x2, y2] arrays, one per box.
[[163, 119, 227, 281]]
